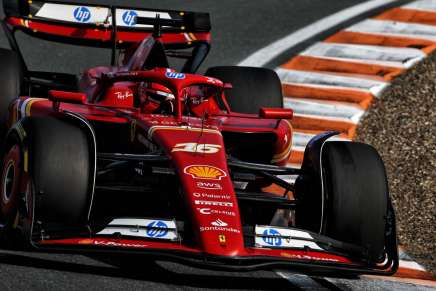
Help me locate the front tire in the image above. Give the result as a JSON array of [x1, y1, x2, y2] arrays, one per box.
[[296, 141, 390, 264], [25, 117, 92, 226], [321, 142, 389, 263], [0, 117, 93, 243]]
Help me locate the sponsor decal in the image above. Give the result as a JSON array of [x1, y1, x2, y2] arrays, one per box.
[[115, 91, 133, 100], [199, 226, 240, 233], [196, 181, 222, 190], [205, 77, 220, 85], [280, 252, 339, 263], [211, 219, 228, 227], [73, 6, 91, 22], [262, 228, 282, 246], [195, 200, 233, 207], [192, 192, 231, 200], [147, 120, 219, 130], [148, 126, 221, 139], [197, 208, 236, 216], [93, 240, 149, 249], [218, 234, 226, 244], [78, 239, 149, 249], [172, 143, 221, 154], [184, 165, 227, 180], [165, 72, 185, 79], [255, 226, 322, 250], [122, 10, 138, 26], [146, 221, 169, 238], [78, 239, 94, 245]]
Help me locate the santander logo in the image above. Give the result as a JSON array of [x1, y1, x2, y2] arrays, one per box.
[[211, 219, 228, 227]]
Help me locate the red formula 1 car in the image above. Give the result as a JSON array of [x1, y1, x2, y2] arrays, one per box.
[[0, 1, 398, 276]]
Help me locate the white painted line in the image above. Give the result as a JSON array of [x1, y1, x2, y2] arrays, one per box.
[[276, 68, 389, 97], [347, 19, 436, 41], [238, 0, 398, 67], [284, 97, 365, 124], [277, 174, 298, 184], [399, 260, 428, 272], [301, 42, 426, 68], [403, 0, 436, 12], [286, 163, 302, 169], [292, 131, 350, 152]]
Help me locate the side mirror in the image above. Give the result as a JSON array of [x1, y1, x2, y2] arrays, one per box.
[[49, 90, 87, 111], [49, 90, 87, 105], [259, 107, 293, 119]]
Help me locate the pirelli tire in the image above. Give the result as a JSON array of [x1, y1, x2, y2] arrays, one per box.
[[320, 141, 390, 264], [0, 116, 94, 240], [205, 66, 283, 113], [0, 48, 23, 133]]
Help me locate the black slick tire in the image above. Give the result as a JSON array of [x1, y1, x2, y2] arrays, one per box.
[[0, 48, 23, 126], [206, 66, 283, 113], [23, 116, 92, 226], [321, 141, 389, 264]]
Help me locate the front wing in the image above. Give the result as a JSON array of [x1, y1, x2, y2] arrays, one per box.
[[32, 223, 399, 276]]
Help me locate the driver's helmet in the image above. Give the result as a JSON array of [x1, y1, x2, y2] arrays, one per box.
[[139, 82, 175, 113]]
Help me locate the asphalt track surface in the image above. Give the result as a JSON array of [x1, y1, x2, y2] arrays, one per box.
[[1, 1, 430, 290]]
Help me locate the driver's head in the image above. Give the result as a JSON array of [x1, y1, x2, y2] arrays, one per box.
[[139, 82, 175, 113]]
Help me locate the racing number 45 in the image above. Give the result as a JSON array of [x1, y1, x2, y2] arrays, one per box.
[[172, 143, 221, 154]]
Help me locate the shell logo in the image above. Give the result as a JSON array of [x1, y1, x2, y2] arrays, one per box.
[[184, 165, 227, 180]]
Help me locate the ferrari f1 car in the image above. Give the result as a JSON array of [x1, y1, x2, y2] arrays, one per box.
[[0, 0, 398, 276]]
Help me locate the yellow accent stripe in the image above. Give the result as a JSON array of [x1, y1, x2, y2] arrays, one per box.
[[148, 126, 221, 139], [23, 150, 29, 173], [25, 98, 43, 116], [188, 33, 197, 41]]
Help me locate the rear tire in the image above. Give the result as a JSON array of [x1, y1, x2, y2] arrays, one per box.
[[322, 142, 389, 263], [205, 66, 283, 113], [0, 48, 23, 126]]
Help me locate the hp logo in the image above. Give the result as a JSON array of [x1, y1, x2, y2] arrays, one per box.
[[165, 72, 186, 79], [73, 7, 91, 23], [262, 229, 282, 246], [122, 10, 138, 26], [146, 221, 169, 238]]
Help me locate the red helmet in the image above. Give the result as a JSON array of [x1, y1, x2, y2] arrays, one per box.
[[139, 82, 175, 113]]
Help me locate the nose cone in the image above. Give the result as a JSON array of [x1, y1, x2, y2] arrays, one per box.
[[150, 125, 245, 256]]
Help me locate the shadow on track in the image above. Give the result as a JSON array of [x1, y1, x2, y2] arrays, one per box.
[[0, 252, 299, 290]]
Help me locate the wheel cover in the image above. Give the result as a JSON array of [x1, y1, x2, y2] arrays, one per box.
[[2, 160, 15, 202], [1, 145, 22, 219]]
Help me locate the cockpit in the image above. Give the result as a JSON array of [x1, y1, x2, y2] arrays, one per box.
[[78, 37, 224, 117]]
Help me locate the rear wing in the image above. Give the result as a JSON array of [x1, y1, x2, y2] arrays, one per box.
[[2, 0, 211, 48], [2, 1, 212, 94]]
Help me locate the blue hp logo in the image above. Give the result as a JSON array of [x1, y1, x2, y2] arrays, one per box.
[[262, 229, 282, 246], [122, 11, 138, 26], [165, 72, 186, 79], [73, 7, 91, 23], [146, 221, 169, 238]]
